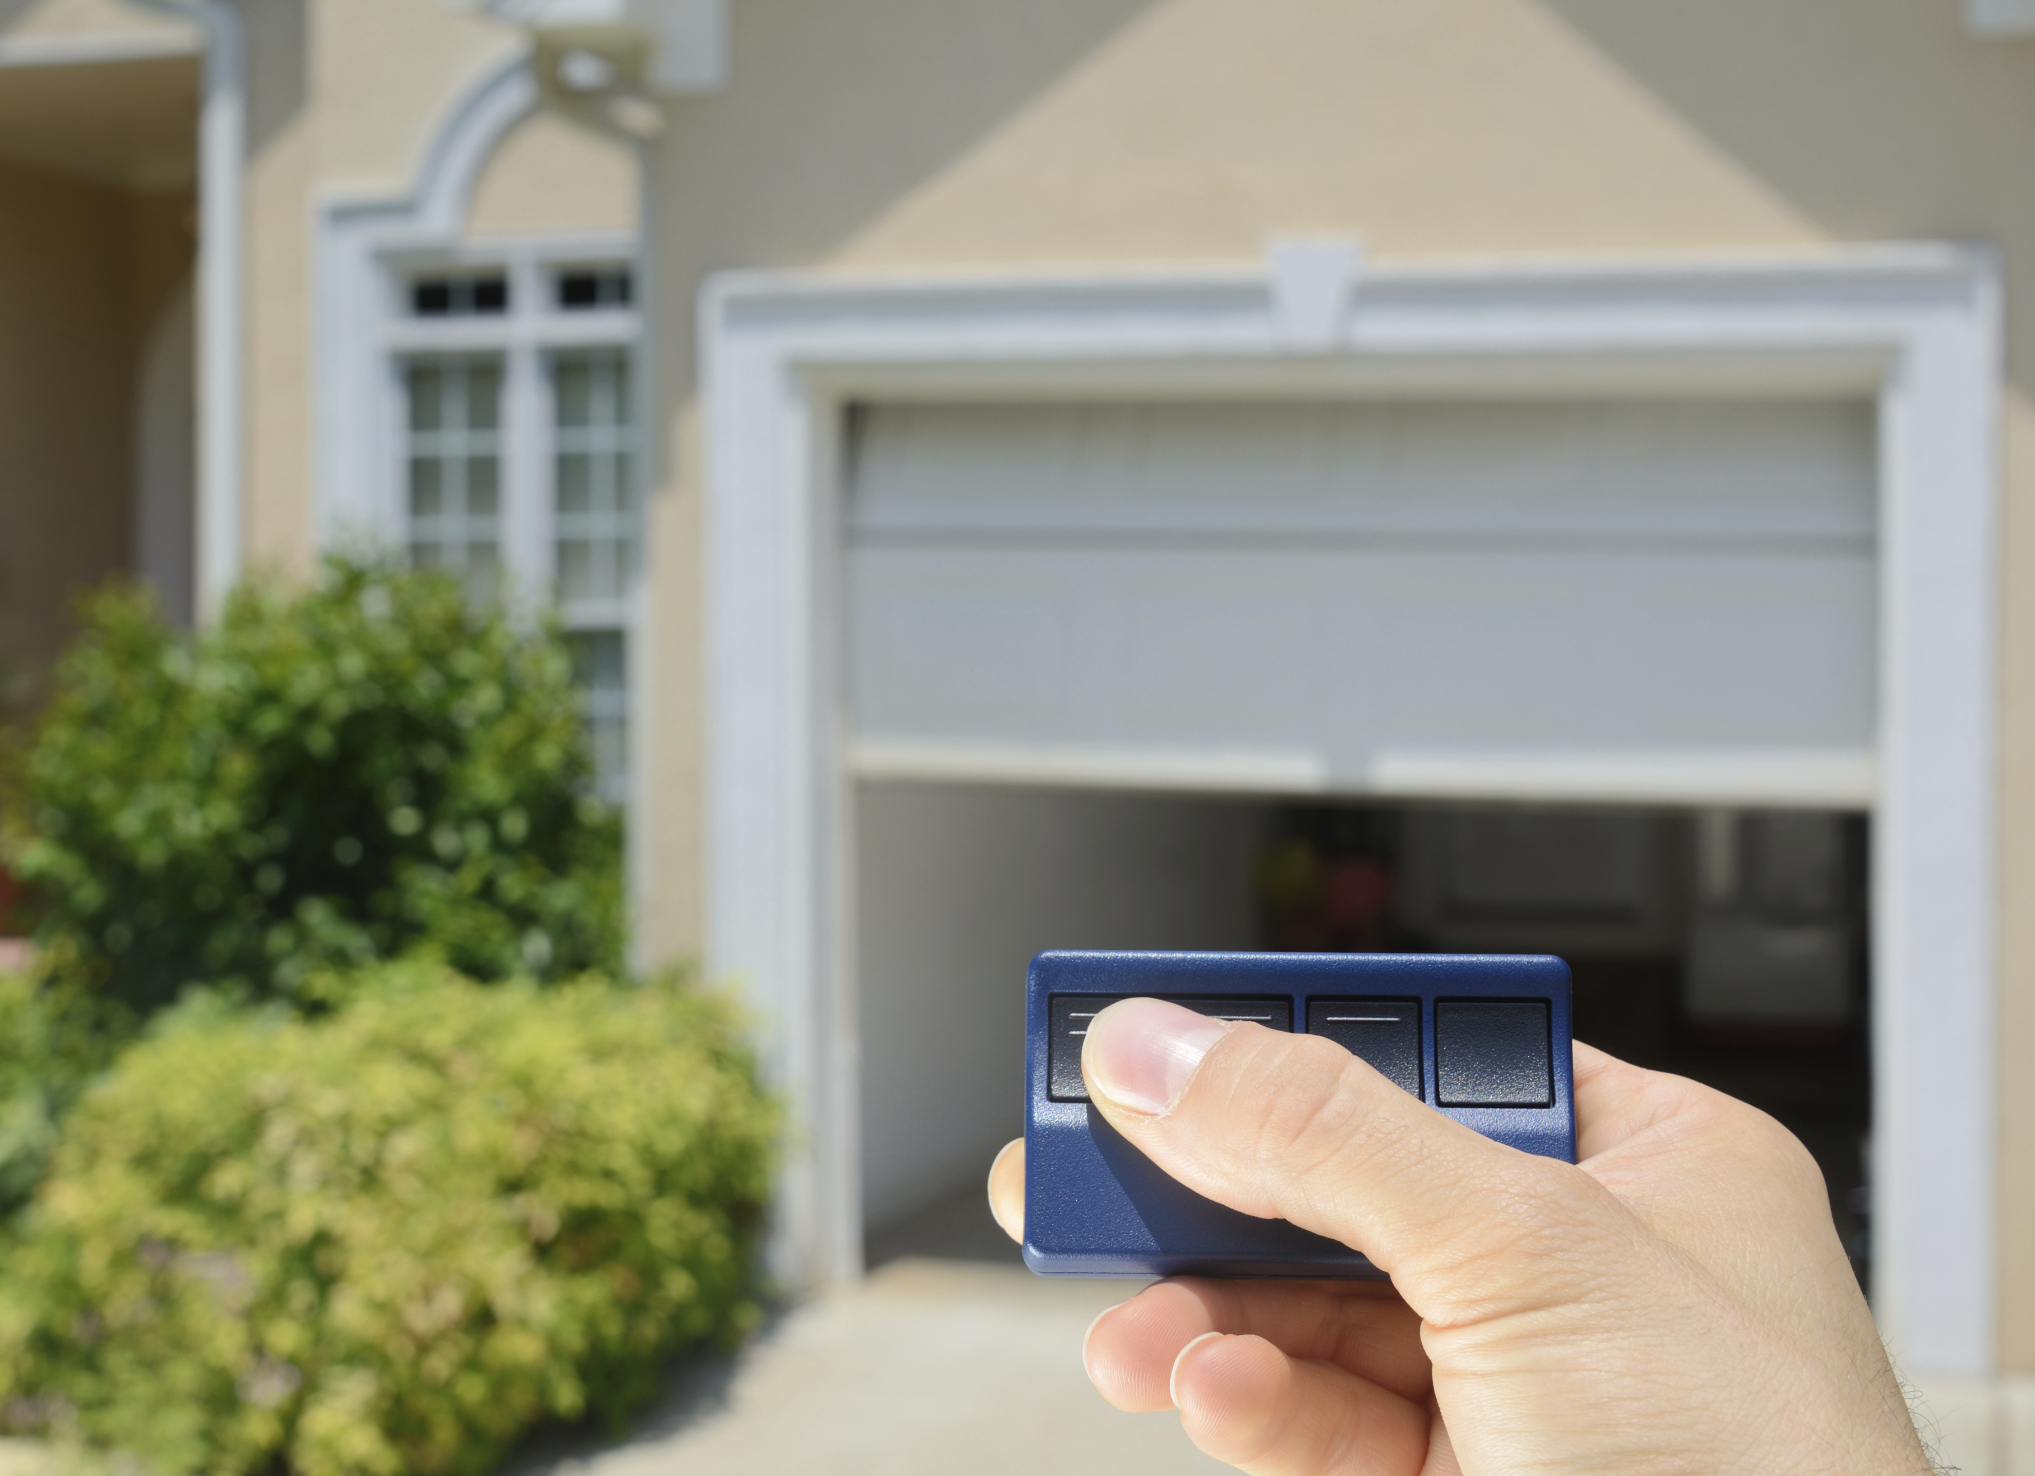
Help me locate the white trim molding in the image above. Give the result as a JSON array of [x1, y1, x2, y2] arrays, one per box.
[[1967, 0, 2035, 36], [124, 0, 244, 622], [1364, 748, 1878, 809], [849, 738, 1333, 795], [700, 243, 2001, 1382], [0, 28, 200, 68], [847, 741, 1876, 810]]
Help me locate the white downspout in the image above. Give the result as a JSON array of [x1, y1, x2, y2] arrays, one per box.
[[125, 0, 245, 623]]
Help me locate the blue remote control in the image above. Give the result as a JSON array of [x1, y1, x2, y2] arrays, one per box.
[[1023, 951, 1576, 1278]]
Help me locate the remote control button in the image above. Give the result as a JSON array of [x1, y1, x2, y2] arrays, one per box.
[[1434, 1000, 1552, 1107], [1047, 995, 1293, 1102], [1307, 999, 1421, 1097]]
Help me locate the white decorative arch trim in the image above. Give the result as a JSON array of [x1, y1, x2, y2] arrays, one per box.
[[313, 49, 538, 544]]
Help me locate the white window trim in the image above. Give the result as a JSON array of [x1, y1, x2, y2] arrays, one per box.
[[700, 243, 2002, 1384]]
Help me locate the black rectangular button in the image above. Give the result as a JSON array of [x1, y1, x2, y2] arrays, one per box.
[[1048, 995, 1292, 1102], [1434, 1000, 1552, 1107], [1307, 999, 1421, 1097]]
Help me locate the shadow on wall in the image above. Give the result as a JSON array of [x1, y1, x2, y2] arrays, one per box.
[[655, 0, 1165, 315], [1539, 0, 2035, 392]]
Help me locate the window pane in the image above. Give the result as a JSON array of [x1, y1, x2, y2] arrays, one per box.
[[467, 542, 500, 603], [567, 629, 628, 804], [557, 539, 593, 599], [468, 456, 499, 516], [468, 364, 502, 431], [409, 458, 443, 516], [557, 268, 633, 311], [411, 275, 508, 317], [590, 543, 621, 601], [590, 719, 626, 803], [409, 367, 443, 431], [551, 348, 636, 606], [556, 453, 591, 513], [570, 627, 626, 688], [556, 361, 590, 428]]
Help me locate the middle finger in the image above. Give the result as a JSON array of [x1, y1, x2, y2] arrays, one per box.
[[1085, 1277, 1431, 1412]]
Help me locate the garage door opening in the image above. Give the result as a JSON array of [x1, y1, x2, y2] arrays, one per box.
[[857, 785, 1871, 1289]]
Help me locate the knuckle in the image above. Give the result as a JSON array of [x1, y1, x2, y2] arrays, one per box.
[[1705, 1092, 1826, 1192]]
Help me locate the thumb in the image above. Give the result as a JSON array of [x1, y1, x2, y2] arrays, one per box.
[[1081, 996, 1624, 1317]]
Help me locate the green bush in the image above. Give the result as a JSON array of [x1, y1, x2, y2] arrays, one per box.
[[0, 962, 776, 1476], [2, 558, 621, 1016]]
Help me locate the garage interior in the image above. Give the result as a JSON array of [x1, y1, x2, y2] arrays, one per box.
[[857, 786, 1873, 1289]]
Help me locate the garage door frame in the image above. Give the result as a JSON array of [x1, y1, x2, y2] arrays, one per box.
[[699, 243, 2000, 1379]]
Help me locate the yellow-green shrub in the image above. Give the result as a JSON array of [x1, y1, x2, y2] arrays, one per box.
[[0, 962, 776, 1476]]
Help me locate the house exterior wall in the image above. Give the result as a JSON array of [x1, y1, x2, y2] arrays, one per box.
[[633, 0, 2035, 1372]]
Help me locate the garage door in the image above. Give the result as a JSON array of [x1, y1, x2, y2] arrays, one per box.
[[845, 398, 1876, 805]]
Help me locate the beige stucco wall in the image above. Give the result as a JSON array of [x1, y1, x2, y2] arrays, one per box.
[[468, 110, 637, 239], [308, 0, 521, 194], [636, 0, 2035, 1368]]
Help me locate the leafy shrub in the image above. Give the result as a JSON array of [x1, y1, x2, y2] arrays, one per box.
[[0, 962, 776, 1476], [2, 558, 621, 1016]]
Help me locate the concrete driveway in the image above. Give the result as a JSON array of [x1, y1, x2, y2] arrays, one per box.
[[507, 1190, 1229, 1476]]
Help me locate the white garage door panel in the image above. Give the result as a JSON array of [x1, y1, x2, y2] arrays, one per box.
[[854, 400, 1875, 542], [847, 399, 1876, 801], [853, 546, 1873, 751]]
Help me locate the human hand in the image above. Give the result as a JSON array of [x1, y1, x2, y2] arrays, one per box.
[[985, 997, 1932, 1475]]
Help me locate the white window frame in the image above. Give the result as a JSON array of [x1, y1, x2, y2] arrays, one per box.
[[378, 238, 640, 616], [700, 243, 2001, 1388], [380, 244, 641, 807]]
